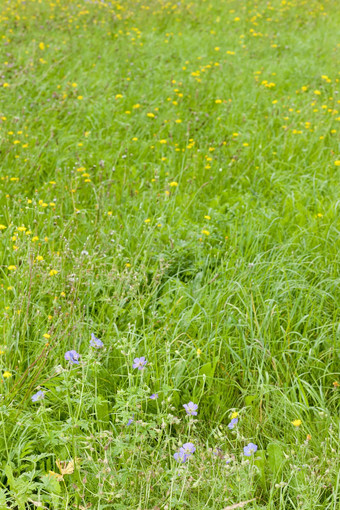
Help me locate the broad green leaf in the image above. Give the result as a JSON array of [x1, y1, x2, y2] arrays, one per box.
[[267, 442, 285, 475], [244, 395, 257, 406]]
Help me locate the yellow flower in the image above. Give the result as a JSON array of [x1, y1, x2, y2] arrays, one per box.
[[32, 236, 39, 242], [43, 334, 51, 339], [72, 82, 77, 87], [49, 269, 58, 276], [334, 161, 340, 166], [3, 83, 10, 88], [77, 96, 83, 100], [60, 291, 66, 297], [197, 348, 202, 357], [292, 419, 302, 427], [201, 230, 210, 236], [169, 182, 178, 187], [231, 411, 239, 419], [144, 218, 151, 223], [147, 113, 155, 118], [8, 265, 16, 271], [39, 42, 45, 50], [159, 139, 167, 144], [3, 371, 11, 379], [0, 224, 7, 229], [115, 94, 123, 99], [36, 255, 44, 261], [204, 215, 211, 220], [215, 99, 222, 104], [125, 263, 131, 268]]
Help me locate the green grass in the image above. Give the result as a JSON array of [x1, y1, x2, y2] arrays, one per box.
[[0, 0, 339, 508]]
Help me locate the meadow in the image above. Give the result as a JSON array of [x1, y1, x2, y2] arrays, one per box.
[[0, 0, 339, 508]]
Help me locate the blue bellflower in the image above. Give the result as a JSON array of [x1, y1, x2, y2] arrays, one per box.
[[31, 390, 45, 402], [65, 350, 80, 364], [183, 401, 198, 416], [243, 443, 258, 456], [90, 333, 104, 348], [228, 418, 239, 429], [174, 442, 196, 463], [133, 357, 147, 370], [127, 414, 135, 426]]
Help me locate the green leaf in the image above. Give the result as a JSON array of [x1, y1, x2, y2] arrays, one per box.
[[199, 357, 219, 388], [267, 442, 285, 475], [0, 489, 8, 510], [254, 449, 267, 488], [244, 395, 257, 406], [96, 395, 110, 425], [41, 474, 61, 495]]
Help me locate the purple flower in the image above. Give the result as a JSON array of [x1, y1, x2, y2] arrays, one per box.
[[90, 333, 104, 349], [183, 401, 198, 416], [176, 443, 196, 462], [31, 390, 45, 402], [243, 442, 258, 456], [149, 393, 158, 400], [174, 450, 187, 463], [127, 414, 134, 426], [65, 350, 80, 364], [228, 418, 238, 429], [132, 356, 147, 370], [174, 442, 196, 463], [182, 442, 196, 455]]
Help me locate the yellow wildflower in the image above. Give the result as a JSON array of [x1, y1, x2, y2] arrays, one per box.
[[292, 419, 302, 427]]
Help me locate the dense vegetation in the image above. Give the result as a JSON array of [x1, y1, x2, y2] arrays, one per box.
[[0, 0, 339, 508]]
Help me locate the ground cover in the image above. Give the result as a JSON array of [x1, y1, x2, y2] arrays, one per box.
[[0, 0, 339, 508]]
